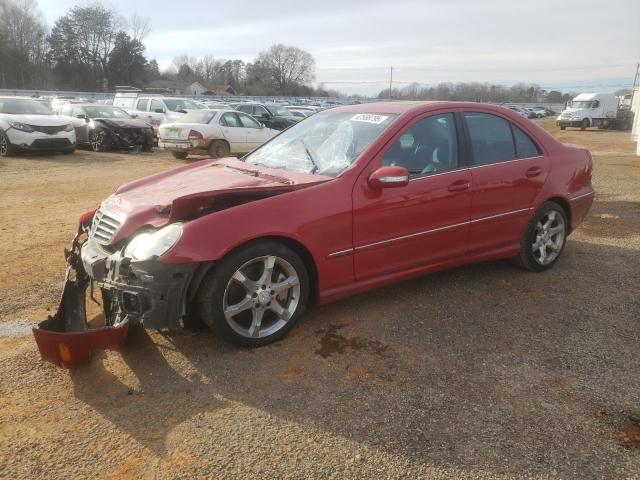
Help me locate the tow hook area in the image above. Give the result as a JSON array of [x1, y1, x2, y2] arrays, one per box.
[[32, 227, 128, 368]]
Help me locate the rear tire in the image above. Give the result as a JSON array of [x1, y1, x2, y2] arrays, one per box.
[[0, 130, 16, 157], [196, 241, 310, 347], [172, 151, 188, 160], [513, 201, 568, 272], [208, 140, 230, 159]]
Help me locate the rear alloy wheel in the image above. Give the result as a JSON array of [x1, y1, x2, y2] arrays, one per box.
[[89, 130, 107, 152], [514, 202, 568, 272], [208, 140, 230, 159], [197, 242, 309, 347], [0, 130, 16, 157]]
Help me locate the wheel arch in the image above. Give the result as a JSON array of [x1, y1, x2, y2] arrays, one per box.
[[543, 196, 572, 233], [200, 235, 320, 303]]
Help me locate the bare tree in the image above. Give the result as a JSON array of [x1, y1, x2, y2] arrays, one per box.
[[256, 44, 315, 93], [128, 12, 151, 42]]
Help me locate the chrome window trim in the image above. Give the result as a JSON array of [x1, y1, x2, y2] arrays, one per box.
[[408, 167, 470, 182], [326, 207, 534, 258], [470, 155, 544, 169]]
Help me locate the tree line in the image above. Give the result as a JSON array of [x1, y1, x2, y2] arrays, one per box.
[[378, 82, 579, 104], [0, 0, 326, 96]]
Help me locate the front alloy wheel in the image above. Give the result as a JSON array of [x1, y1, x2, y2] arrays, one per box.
[[224, 256, 300, 339], [0, 131, 15, 157], [197, 242, 309, 346], [89, 130, 106, 151]]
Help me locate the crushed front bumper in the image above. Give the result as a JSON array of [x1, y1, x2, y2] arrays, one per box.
[[80, 239, 199, 329], [33, 230, 201, 368]]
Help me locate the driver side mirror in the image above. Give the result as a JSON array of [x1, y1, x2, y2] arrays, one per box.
[[154, 108, 165, 114], [368, 166, 410, 190]]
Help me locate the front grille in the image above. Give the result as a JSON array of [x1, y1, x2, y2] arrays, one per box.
[[90, 208, 123, 245], [29, 125, 66, 135], [31, 138, 71, 149]]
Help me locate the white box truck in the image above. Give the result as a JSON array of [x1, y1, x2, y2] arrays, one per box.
[[556, 92, 634, 131]]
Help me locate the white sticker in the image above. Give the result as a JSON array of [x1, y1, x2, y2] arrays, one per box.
[[351, 113, 389, 124]]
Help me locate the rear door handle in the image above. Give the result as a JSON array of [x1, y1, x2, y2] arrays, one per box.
[[448, 180, 471, 192], [526, 166, 543, 177]]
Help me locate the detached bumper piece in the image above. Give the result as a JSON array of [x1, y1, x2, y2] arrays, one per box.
[[32, 230, 129, 368]]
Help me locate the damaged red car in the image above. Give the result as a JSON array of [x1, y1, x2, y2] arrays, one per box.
[[34, 102, 594, 366]]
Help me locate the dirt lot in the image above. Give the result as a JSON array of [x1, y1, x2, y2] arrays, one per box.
[[1, 120, 639, 479]]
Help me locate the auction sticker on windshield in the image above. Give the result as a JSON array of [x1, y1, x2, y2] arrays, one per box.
[[351, 113, 389, 124]]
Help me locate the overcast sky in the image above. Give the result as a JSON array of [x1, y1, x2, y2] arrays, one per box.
[[37, 0, 640, 95]]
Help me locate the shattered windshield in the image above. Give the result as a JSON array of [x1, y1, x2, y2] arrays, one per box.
[[244, 111, 397, 177]]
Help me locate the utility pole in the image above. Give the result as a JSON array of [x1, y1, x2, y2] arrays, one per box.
[[389, 67, 393, 100]]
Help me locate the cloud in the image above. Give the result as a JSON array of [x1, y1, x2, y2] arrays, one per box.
[[38, 0, 640, 94]]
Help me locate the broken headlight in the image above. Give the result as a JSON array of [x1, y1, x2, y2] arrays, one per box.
[[123, 223, 182, 261]]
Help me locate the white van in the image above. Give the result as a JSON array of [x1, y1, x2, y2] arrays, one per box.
[[556, 93, 619, 130]]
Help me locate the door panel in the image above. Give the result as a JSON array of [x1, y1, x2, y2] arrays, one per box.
[[353, 170, 472, 280], [353, 112, 471, 281], [463, 112, 550, 253], [219, 112, 246, 151]]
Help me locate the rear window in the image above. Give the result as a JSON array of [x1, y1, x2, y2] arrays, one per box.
[[180, 110, 217, 124], [464, 113, 515, 165], [512, 125, 541, 158]]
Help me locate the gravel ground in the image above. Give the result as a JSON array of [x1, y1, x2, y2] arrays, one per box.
[[0, 122, 639, 479]]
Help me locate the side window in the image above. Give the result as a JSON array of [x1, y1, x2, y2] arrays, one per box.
[[382, 113, 458, 176], [464, 113, 515, 166], [237, 105, 251, 113], [238, 113, 261, 128], [60, 105, 72, 116], [136, 98, 149, 110], [150, 99, 164, 113], [221, 112, 241, 127], [254, 106, 268, 117], [72, 107, 85, 117], [512, 125, 541, 159]]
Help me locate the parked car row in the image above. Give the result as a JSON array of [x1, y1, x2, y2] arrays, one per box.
[[502, 104, 555, 119]]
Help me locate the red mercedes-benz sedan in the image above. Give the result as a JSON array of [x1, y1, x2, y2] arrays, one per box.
[[35, 101, 595, 363]]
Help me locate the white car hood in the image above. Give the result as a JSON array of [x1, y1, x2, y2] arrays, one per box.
[[3, 114, 70, 126]]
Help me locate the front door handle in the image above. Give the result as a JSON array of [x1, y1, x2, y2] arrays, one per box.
[[526, 166, 543, 177], [448, 180, 471, 192]]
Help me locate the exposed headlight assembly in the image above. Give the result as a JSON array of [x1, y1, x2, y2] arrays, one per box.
[[123, 223, 182, 261], [8, 121, 34, 132]]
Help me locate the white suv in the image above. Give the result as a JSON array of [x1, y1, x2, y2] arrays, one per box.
[[0, 97, 76, 156], [113, 94, 205, 131]]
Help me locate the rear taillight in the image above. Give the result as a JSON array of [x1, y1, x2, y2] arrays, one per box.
[[188, 130, 203, 140]]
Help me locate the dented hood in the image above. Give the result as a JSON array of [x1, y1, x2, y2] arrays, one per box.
[[100, 158, 331, 244]]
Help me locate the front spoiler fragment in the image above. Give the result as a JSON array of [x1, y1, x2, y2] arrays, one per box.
[[32, 228, 129, 368]]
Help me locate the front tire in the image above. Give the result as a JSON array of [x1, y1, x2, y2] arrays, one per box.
[[560, 126, 566, 130], [0, 130, 16, 157], [172, 151, 188, 160], [514, 202, 568, 272], [580, 118, 589, 131], [196, 242, 310, 347]]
